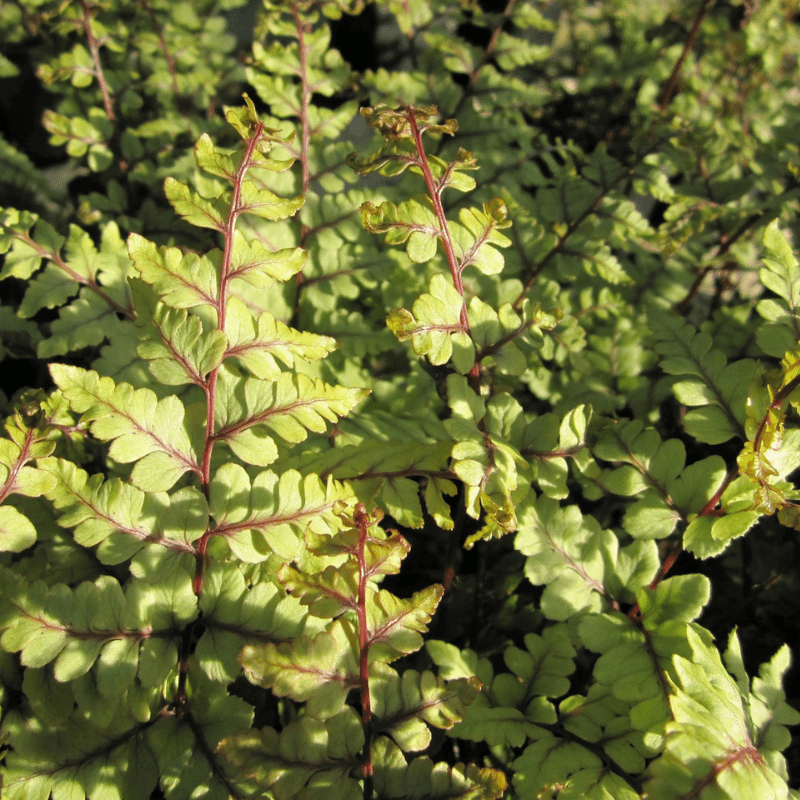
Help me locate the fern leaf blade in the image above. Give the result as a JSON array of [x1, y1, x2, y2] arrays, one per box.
[[49, 365, 199, 491]]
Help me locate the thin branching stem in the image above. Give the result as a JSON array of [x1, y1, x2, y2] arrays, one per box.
[[404, 108, 468, 330], [405, 107, 482, 390], [658, 0, 713, 112], [195, 121, 265, 597], [675, 211, 766, 313], [513, 143, 660, 308], [749, 371, 800, 458], [355, 504, 374, 800], [140, 0, 181, 97], [445, 0, 516, 125], [80, 0, 115, 121]]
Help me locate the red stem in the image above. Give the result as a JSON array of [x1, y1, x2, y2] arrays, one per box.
[[0, 425, 35, 506], [404, 108, 468, 332], [355, 504, 374, 800], [405, 107, 481, 388], [80, 0, 115, 121], [658, 0, 713, 112], [194, 120, 265, 597], [697, 468, 739, 518], [141, 0, 180, 97], [647, 540, 682, 592], [469, 0, 515, 89], [745, 371, 800, 478], [675, 212, 764, 314], [512, 141, 660, 309], [628, 467, 739, 621], [444, 0, 516, 125]]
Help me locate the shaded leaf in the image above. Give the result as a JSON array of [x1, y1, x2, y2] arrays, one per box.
[[218, 708, 363, 800], [373, 736, 507, 800]]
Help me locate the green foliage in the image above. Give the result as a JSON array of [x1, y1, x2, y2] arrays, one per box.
[[1, 1, 799, 799]]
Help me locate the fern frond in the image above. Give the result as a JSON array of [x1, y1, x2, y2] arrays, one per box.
[[50, 364, 200, 491]]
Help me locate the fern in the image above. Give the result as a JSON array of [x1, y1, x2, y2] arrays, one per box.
[[1, 1, 800, 799]]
